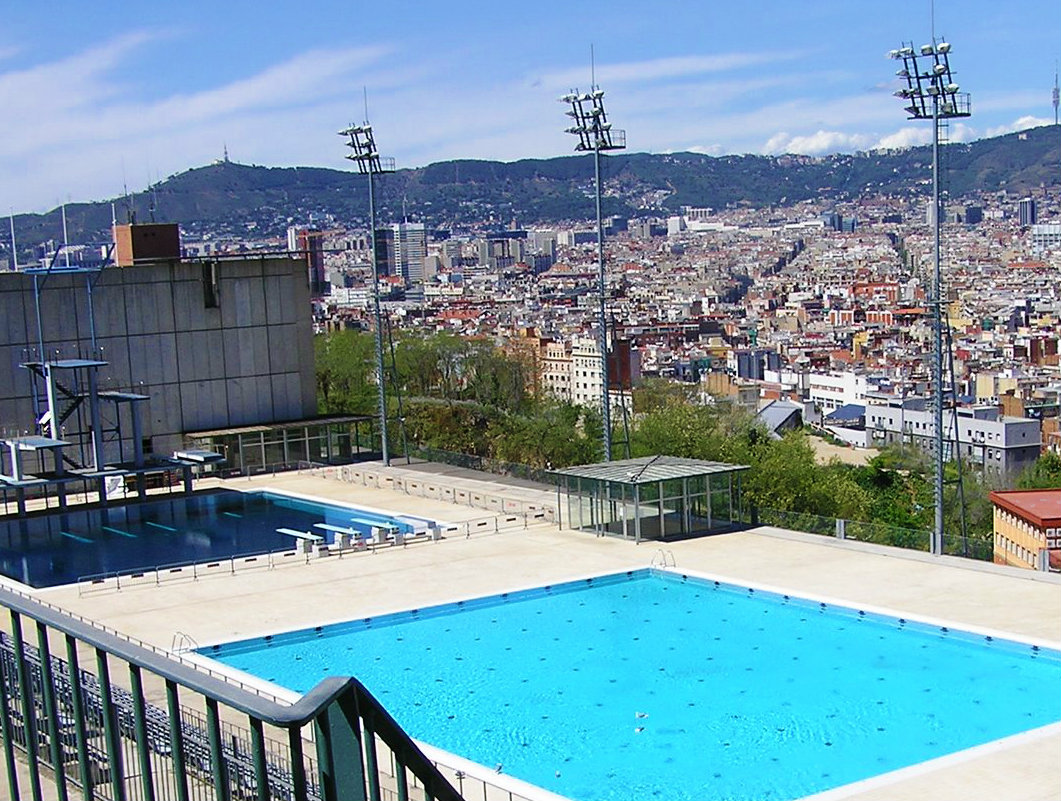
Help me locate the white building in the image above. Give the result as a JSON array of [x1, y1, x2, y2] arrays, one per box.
[[808, 371, 869, 412]]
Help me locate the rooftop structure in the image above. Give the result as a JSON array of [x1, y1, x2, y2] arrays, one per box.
[[990, 488, 1061, 570]]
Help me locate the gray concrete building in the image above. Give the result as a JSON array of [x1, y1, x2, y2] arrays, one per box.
[[866, 397, 1041, 476], [0, 256, 316, 463]]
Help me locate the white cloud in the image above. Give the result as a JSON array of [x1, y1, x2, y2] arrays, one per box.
[[762, 129, 875, 155], [984, 115, 1055, 137], [0, 36, 395, 211], [872, 127, 932, 150], [535, 50, 806, 91]]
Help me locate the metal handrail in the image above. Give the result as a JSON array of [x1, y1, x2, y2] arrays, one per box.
[[0, 583, 465, 800]]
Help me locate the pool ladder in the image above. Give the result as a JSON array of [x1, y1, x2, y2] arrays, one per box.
[[651, 549, 676, 568], [171, 631, 200, 654]]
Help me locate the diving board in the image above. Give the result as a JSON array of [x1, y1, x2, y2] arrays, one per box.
[[275, 528, 323, 542]]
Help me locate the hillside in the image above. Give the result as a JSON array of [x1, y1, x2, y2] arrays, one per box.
[[9, 124, 1061, 249]]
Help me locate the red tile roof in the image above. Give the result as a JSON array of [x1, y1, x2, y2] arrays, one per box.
[[989, 489, 1061, 528]]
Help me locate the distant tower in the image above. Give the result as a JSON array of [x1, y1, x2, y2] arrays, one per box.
[[223, 143, 231, 163], [1053, 65, 1059, 126]]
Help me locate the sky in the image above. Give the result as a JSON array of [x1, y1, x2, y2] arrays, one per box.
[[1, 0, 1058, 214]]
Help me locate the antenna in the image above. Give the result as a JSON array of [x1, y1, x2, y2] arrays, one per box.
[[363, 86, 370, 126], [61, 201, 70, 268], [1053, 62, 1059, 126], [8, 209, 17, 271], [591, 43, 596, 90]]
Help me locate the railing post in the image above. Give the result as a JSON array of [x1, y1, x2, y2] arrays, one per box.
[[0, 630, 22, 801], [288, 726, 310, 801], [95, 647, 128, 801], [128, 665, 157, 801], [314, 690, 368, 801], [249, 717, 269, 801], [165, 680, 190, 801], [63, 634, 94, 801], [35, 621, 69, 801], [835, 518, 846, 540], [10, 611, 44, 801], [206, 697, 232, 801]]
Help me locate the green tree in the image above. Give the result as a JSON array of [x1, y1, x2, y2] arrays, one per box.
[[315, 330, 377, 414], [1017, 451, 1061, 489]]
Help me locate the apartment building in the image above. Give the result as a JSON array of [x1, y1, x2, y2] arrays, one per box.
[[990, 489, 1060, 571], [866, 398, 1041, 476]]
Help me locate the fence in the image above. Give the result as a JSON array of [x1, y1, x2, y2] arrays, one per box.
[[745, 506, 995, 562], [333, 465, 556, 527], [0, 584, 466, 801]]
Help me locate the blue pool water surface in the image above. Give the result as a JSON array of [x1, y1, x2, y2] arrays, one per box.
[[204, 570, 1061, 801], [0, 490, 426, 588]]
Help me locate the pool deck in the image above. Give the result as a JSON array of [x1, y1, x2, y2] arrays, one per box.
[[23, 463, 1061, 801]]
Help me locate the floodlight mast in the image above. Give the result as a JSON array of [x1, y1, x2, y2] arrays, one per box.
[[561, 88, 626, 461], [340, 121, 396, 466], [889, 39, 970, 555]]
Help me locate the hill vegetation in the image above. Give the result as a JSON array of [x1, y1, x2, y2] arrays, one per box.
[[10, 125, 1061, 250]]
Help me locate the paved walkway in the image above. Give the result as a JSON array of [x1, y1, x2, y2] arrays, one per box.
[[29, 469, 1061, 801]]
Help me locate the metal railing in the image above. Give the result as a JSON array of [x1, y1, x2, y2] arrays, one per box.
[[334, 466, 556, 526], [745, 506, 994, 562], [0, 585, 466, 801]]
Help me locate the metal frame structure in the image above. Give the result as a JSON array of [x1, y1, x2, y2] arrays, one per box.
[[889, 39, 970, 555], [561, 88, 626, 462], [0, 584, 464, 801], [550, 456, 748, 542], [340, 122, 396, 467]]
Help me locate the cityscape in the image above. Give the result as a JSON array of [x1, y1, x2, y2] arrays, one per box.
[[1, 3, 1060, 801]]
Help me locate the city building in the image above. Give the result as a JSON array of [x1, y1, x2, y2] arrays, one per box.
[[989, 488, 1061, 570], [1018, 197, 1037, 227], [866, 399, 1041, 476], [287, 226, 328, 296]]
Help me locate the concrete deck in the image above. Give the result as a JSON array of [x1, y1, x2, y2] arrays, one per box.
[[25, 468, 1061, 801]]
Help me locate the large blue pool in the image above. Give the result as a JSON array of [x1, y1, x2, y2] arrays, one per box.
[[203, 569, 1061, 801], [0, 490, 432, 588]]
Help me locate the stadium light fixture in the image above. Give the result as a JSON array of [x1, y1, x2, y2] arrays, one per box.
[[561, 84, 626, 461], [340, 120, 396, 466], [888, 39, 970, 556]]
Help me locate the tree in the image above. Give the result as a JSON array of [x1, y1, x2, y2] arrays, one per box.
[[315, 330, 377, 415], [1017, 451, 1061, 489]]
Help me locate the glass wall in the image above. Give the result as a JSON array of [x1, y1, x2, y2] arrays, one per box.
[[187, 417, 376, 475], [561, 471, 743, 542]]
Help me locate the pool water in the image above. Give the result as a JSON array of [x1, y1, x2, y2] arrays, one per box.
[[204, 570, 1061, 801], [0, 490, 429, 588]]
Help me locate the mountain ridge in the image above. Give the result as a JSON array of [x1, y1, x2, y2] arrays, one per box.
[[8, 124, 1060, 250]]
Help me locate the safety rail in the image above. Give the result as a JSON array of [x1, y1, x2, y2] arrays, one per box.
[[0, 584, 466, 801], [334, 465, 557, 526]]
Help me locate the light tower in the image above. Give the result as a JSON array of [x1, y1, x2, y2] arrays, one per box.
[[340, 119, 396, 466], [561, 86, 625, 461], [889, 40, 971, 555]]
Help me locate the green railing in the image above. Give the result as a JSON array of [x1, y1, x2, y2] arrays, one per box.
[[0, 585, 465, 801]]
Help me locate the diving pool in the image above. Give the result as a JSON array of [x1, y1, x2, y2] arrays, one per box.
[[0, 490, 435, 588], [202, 569, 1061, 801]]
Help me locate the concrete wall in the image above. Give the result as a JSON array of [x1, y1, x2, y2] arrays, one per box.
[[0, 257, 316, 460]]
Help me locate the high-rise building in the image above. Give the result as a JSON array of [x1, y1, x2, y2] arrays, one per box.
[[376, 222, 427, 285], [287, 226, 328, 296], [1018, 197, 1037, 227]]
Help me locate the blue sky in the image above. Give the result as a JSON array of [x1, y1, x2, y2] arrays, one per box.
[[1, 0, 1058, 213]]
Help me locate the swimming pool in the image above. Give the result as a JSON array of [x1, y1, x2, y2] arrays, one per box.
[[0, 490, 435, 588], [203, 569, 1061, 801]]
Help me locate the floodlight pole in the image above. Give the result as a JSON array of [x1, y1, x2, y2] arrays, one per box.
[[340, 121, 394, 466], [889, 39, 970, 556], [562, 88, 626, 462], [367, 160, 389, 466], [930, 87, 944, 556], [593, 136, 610, 461]]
